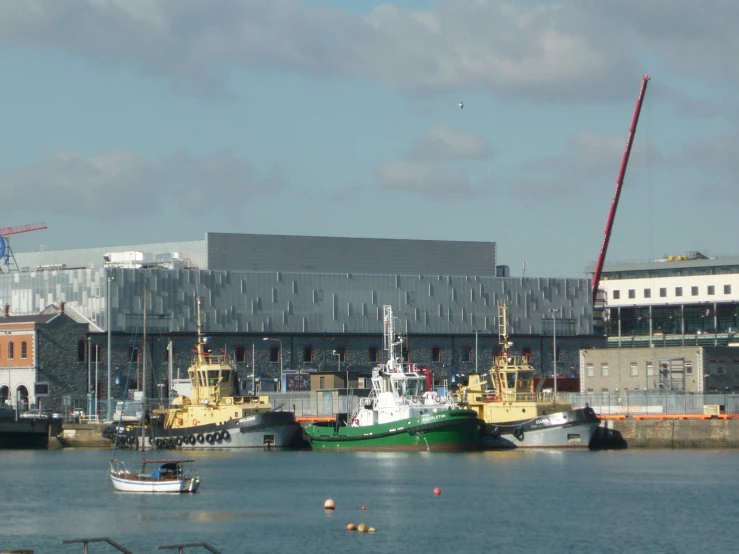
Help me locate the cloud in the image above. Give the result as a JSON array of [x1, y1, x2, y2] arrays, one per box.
[[0, 0, 647, 101], [408, 124, 492, 161], [374, 123, 491, 197], [508, 129, 666, 199], [375, 160, 474, 196], [0, 149, 286, 217]]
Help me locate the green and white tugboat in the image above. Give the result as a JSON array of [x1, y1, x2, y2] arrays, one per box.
[[305, 305, 482, 451]]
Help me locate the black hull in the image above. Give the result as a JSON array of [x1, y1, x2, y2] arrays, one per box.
[[105, 411, 308, 450], [0, 418, 52, 449]]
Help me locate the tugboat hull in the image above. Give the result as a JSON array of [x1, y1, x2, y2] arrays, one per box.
[[305, 409, 482, 452], [109, 412, 306, 450], [482, 407, 600, 449]]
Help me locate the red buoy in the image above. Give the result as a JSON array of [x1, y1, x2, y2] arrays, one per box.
[[433, 487, 442, 496]]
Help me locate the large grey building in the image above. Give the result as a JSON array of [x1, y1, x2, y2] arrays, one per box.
[[0, 233, 599, 413]]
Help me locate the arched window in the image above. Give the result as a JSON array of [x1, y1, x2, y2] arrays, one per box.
[[431, 346, 442, 362], [8, 341, 14, 360], [0, 385, 8, 406], [16, 385, 29, 410], [462, 346, 473, 363], [302, 345, 314, 362], [269, 345, 281, 363]]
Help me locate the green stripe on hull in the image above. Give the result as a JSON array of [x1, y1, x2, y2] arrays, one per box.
[[306, 409, 481, 452]]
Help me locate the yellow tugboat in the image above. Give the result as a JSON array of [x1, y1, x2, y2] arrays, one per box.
[[455, 303, 600, 449], [112, 297, 305, 450]]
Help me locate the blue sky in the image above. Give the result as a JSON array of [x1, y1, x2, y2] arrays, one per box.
[[0, 0, 737, 277]]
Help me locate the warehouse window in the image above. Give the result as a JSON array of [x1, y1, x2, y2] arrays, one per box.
[[431, 346, 442, 362], [77, 340, 86, 362], [612, 290, 620, 300], [660, 288, 667, 298], [269, 345, 281, 363], [708, 285, 715, 296], [725, 285, 732, 294], [630, 362, 638, 377], [586, 363, 594, 377], [21, 341, 27, 359], [601, 363, 609, 377], [462, 346, 473, 363], [368, 346, 379, 363], [303, 345, 314, 363], [235, 345, 246, 363], [8, 341, 14, 360]]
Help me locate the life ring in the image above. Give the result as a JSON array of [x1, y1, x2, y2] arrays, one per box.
[[434, 395, 441, 403], [206, 433, 214, 444], [197, 434, 205, 444], [352, 418, 360, 426], [411, 396, 419, 403], [193, 419, 199, 426], [222, 430, 230, 441]]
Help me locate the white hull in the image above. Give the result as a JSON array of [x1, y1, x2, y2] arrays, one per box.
[[110, 472, 199, 493]]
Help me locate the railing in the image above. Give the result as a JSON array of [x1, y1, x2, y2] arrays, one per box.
[[566, 391, 739, 415], [61, 537, 222, 553]]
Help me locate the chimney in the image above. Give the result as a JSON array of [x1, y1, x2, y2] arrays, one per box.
[[3, 304, 8, 317], [59, 301, 65, 314]]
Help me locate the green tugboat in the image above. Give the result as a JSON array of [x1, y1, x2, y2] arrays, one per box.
[[305, 306, 482, 452]]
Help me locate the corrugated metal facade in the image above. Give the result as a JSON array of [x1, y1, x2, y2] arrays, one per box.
[[11, 240, 207, 271], [0, 268, 593, 335]]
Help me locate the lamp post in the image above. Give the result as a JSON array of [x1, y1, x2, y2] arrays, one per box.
[[549, 308, 561, 398], [474, 329, 479, 374], [263, 337, 283, 392], [105, 277, 113, 421], [333, 350, 347, 397]]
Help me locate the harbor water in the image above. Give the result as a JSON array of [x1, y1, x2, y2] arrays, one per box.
[[1, 448, 738, 554]]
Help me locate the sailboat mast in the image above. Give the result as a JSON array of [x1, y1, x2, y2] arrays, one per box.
[[141, 281, 148, 467]]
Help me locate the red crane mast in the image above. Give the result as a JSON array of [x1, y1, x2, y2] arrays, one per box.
[[591, 75, 650, 306], [0, 222, 48, 237]]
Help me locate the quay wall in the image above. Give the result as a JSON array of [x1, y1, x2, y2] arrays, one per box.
[[604, 419, 739, 448]]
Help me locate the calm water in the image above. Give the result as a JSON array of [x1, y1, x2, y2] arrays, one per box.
[[1, 448, 738, 554]]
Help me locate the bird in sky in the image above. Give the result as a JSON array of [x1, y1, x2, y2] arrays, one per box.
[[458, 101, 464, 109]]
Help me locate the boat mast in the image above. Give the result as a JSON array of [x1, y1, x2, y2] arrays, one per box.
[[141, 281, 148, 470]]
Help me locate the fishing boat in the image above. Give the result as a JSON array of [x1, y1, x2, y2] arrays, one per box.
[[109, 283, 200, 493], [455, 303, 600, 449], [111, 297, 304, 450], [305, 305, 482, 451]]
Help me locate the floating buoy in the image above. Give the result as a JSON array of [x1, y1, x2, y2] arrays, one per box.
[[346, 523, 356, 531], [433, 487, 442, 496], [368, 527, 376, 533], [360, 505, 367, 511], [324, 498, 336, 510], [357, 523, 368, 533]]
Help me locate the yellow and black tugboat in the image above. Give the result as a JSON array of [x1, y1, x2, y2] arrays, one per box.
[[456, 303, 600, 449], [112, 297, 305, 450]]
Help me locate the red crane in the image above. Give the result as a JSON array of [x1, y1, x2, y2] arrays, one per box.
[[591, 75, 650, 306], [0, 222, 48, 237], [0, 222, 48, 272]]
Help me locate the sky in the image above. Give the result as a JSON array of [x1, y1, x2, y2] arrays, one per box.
[[0, 0, 737, 278]]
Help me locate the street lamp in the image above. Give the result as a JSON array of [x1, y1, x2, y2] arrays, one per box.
[[549, 308, 561, 398], [333, 350, 347, 397], [157, 383, 164, 406], [263, 337, 283, 392], [474, 329, 479, 374]]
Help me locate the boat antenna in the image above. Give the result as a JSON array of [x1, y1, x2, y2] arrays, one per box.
[[196, 296, 204, 363], [141, 280, 148, 472]]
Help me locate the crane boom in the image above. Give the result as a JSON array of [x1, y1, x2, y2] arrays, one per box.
[[591, 75, 650, 306], [0, 222, 48, 237]]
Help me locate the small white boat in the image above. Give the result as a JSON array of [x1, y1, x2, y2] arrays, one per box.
[[109, 458, 200, 493], [109, 281, 200, 493]]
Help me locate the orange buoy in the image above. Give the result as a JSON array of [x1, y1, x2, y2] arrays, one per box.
[[360, 505, 367, 511], [346, 523, 356, 531], [433, 487, 442, 496], [324, 498, 336, 510]]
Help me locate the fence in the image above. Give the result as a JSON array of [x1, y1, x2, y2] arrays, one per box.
[[567, 391, 739, 415]]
